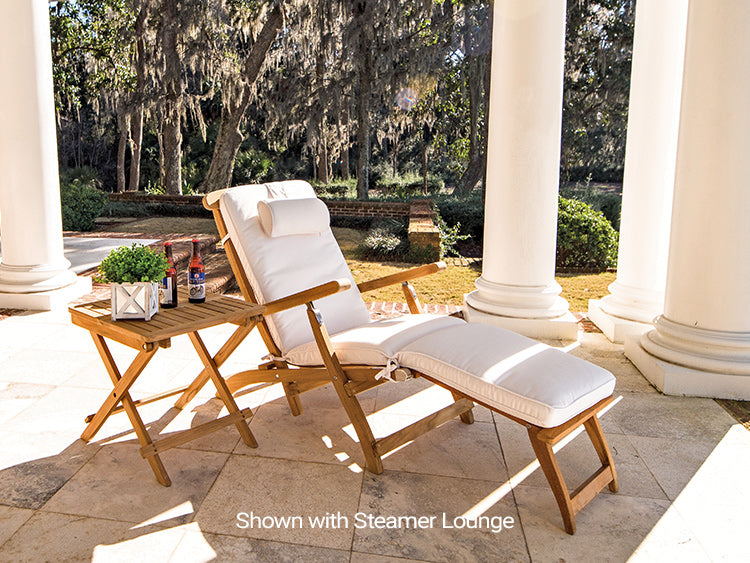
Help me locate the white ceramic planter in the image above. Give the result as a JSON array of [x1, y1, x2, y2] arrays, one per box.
[[110, 282, 159, 321]]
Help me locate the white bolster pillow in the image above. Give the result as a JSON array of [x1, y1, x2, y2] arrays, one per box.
[[257, 197, 330, 237]]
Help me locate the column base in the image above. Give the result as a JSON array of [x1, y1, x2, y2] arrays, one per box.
[[625, 334, 750, 400], [463, 297, 579, 341], [0, 276, 92, 311], [588, 299, 654, 344]]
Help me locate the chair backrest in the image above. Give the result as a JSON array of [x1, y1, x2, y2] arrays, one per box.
[[219, 181, 371, 354]]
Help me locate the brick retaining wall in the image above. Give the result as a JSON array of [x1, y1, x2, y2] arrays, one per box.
[[108, 192, 441, 254]]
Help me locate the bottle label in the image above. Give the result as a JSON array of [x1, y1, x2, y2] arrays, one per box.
[[161, 278, 174, 305], [188, 271, 205, 300]]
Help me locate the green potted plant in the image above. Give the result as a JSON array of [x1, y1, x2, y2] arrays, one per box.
[[97, 243, 169, 321]]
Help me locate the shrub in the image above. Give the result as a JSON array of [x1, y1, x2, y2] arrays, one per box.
[[312, 178, 357, 199], [435, 213, 470, 258], [96, 243, 169, 284], [232, 149, 274, 185], [560, 182, 622, 230], [363, 228, 402, 255], [407, 243, 440, 263], [357, 219, 407, 260], [435, 194, 484, 244], [556, 197, 618, 270], [60, 178, 108, 231], [375, 172, 444, 197]]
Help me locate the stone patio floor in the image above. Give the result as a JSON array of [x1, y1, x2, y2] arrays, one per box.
[[0, 301, 748, 562]]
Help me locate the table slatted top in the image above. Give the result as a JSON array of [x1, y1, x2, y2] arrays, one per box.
[[69, 289, 265, 347]]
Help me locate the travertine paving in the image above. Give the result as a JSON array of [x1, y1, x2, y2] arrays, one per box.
[[0, 306, 747, 562]]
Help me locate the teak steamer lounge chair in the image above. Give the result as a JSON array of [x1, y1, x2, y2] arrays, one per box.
[[201, 181, 618, 534]]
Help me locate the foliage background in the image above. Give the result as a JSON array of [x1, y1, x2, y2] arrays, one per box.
[[50, 0, 635, 197]]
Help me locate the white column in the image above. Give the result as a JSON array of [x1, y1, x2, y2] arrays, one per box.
[[0, 0, 89, 309], [589, 0, 689, 343], [626, 0, 750, 399], [464, 0, 577, 340]]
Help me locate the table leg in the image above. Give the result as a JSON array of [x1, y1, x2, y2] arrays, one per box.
[[188, 331, 258, 448], [174, 322, 255, 409], [86, 333, 172, 486]]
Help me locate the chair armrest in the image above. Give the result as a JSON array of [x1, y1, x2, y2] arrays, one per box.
[[263, 279, 352, 315], [357, 261, 446, 294]]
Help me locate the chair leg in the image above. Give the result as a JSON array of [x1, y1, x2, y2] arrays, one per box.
[[527, 426, 577, 535], [451, 391, 475, 424], [527, 409, 618, 535], [282, 380, 304, 416], [330, 377, 384, 474], [306, 303, 384, 474], [584, 415, 619, 493]]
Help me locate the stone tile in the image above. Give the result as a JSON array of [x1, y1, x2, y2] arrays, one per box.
[[354, 471, 528, 562], [373, 378, 495, 422], [514, 484, 672, 560], [673, 501, 749, 562], [609, 392, 736, 441], [0, 321, 58, 350], [373, 417, 508, 482], [64, 352, 193, 394], [670, 437, 750, 511], [569, 336, 658, 395], [166, 398, 243, 454], [195, 456, 363, 550], [493, 414, 664, 500], [0, 381, 55, 425], [351, 553, 432, 563], [373, 377, 436, 410], [0, 505, 34, 548], [238, 402, 369, 469], [27, 323, 103, 353], [2, 385, 112, 436], [0, 346, 15, 363], [2, 309, 72, 325], [0, 511, 185, 563], [290, 382, 377, 413], [0, 348, 102, 387], [43, 443, 229, 525], [171, 527, 351, 562], [627, 435, 719, 501], [0, 435, 99, 510], [627, 505, 713, 562]]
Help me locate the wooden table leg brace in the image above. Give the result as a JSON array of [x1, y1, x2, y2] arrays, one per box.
[[80, 328, 258, 486], [82, 333, 171, 486]]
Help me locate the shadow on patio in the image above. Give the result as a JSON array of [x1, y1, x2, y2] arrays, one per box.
[[0, 304, 747, 562]]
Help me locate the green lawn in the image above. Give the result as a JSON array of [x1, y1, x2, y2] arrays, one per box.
[[97, 219, 614, 312]]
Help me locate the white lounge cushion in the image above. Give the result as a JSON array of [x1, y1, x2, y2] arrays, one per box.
[[396, 323, 615, 428], [219, 182, 371, 353], [285, 313, 465, 367], [257, 197, 330, 237]]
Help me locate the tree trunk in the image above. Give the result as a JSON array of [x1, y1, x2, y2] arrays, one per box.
[[162, 0, 182, 195], [356, 51, 372, 200], [340, 105, 350, 180], [202, 5, 284, 192], [128, 3, 147, 192], [156, 118, 165, 189], [455, 57, 483, 195], [315, 14, 329, 185], [129, 107, 143, 191], [317, 133, 329, 184], [116, 110, 130, 193], [202, 98, 245, 191]]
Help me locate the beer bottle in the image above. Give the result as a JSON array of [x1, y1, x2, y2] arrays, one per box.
[[187, 238, 206, 303], [160, 242, 178, 308]]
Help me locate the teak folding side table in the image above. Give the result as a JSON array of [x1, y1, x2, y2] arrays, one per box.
[[69, 289, 265, 486]]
